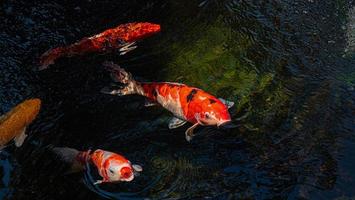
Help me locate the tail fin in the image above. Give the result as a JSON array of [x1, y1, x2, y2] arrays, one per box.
[[101, 61, 139, 96], [102, 61, 134, 84], [52, 147, 88, 173], [39, 47, 65, 70]]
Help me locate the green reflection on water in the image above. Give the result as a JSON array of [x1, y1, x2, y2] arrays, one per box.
[[159, 17, 289, 132], [148, 155, 204, 199]]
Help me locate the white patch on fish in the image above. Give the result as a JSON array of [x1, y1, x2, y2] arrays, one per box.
[[102, 151, 114, 160], [156, 89, 185, 120], [161, 82, 185, 86], [199, 96, 207, 100]]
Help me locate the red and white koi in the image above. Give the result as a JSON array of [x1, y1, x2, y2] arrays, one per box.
[[53, 147, 142, 184], [101, 62, 234, 141], [39, 22, 161, 70]]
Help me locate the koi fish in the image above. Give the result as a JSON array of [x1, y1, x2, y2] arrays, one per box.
[[0, 98, 41, 149], [101, 62, 234, 142], [53, 147, 142, 184], [39, 22, 161, 70]]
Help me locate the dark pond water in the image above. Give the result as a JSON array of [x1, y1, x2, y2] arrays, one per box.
[[1, 0, 355, 199]]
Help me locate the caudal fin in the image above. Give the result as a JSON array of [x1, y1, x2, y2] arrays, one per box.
[[39, 47, 65, 70], [52, 147, 86, 173], [102, 61, 134, 84], [101, 61, 139, 96]]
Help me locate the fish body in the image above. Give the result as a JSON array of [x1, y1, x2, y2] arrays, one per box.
[[53, 147, 142, 184], [90, 149, 141, 183], [101, 62, 233, 141], [0, 99, 41, 148], [140, 82, 231, 125], [39, 22, 161, 70]]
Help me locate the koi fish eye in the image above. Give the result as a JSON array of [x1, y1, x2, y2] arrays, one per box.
[[205, 113, 211, 119], [107, 167, 118, 178], [109, 168, 115, 175]]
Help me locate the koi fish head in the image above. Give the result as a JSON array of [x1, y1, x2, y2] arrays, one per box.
[[0, 98, 41, 127], [118, 22, 161, 43], [195, 99, 231, 127], [21, 98, 42, 119], [91, 149, 142, 183]]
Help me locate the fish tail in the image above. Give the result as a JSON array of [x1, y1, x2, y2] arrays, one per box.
[[52, 147, 87, 173], [102, 61, 134, 84], [101, 61, 139, 96], [38, 46, 66, 70], [76, 150, 91, 165]]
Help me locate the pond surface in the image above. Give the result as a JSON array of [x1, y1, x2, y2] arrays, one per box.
[[0, 0, 354, 199]]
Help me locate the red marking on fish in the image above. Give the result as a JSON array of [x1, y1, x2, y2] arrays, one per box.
[[102, 62, 233, 141], [104, 62, 232, 127], [141, 82, 231, 125], [86, 149, 135, 183], [39, 22, 160, 70]]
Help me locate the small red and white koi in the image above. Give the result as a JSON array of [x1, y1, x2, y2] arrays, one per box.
[[101, 62, 234, 141], [53, 147, 142, 184], [39, 22, 161, 70]]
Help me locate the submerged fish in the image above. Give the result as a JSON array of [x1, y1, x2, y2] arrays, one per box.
[[39, 22, 161, 70], [0, 99, 41, 149], [101, 62, 234, 141], [53, 147, 142, 184]]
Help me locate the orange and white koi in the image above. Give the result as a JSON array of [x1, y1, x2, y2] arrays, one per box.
[[39, 22, 161, 70], [101, 62, 234, 141], [53, 147, 142, 184], [0, 98, 41, 149]]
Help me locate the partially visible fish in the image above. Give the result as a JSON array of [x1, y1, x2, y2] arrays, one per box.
[[101, 62, 234, 142], [53, 147, 142, 184], [39, 22, 161, 70], [0, 99, 41, 149]]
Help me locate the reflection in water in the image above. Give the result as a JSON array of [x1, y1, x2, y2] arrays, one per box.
[[0, 0, 354, 199], [345, 4, 355, 55], [0, 151, 13, 199], [83, 158, 145, 200]]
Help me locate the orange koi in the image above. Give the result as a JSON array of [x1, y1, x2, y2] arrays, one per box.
[[0, 99, 41, 149]]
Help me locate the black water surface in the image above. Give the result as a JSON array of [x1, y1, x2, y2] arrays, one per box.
[[1, 0, 354, 199]]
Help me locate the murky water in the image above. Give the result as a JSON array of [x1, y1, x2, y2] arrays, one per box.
[[1, 0, 354, 199]]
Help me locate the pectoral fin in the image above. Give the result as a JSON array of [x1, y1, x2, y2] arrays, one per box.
[[14, 127, 27, 147], [93, 180, 104, 185], [119, 42, 137, 55], [132, 164, 143, 172], [185, 123, 199, 142], [101, 86, 124, 96], [144, 100, 157, 107], [132, 164, 143, 176], [168, 117, 187, 129], [94, 176, 111, 185], [219, 98, 234, 109]]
